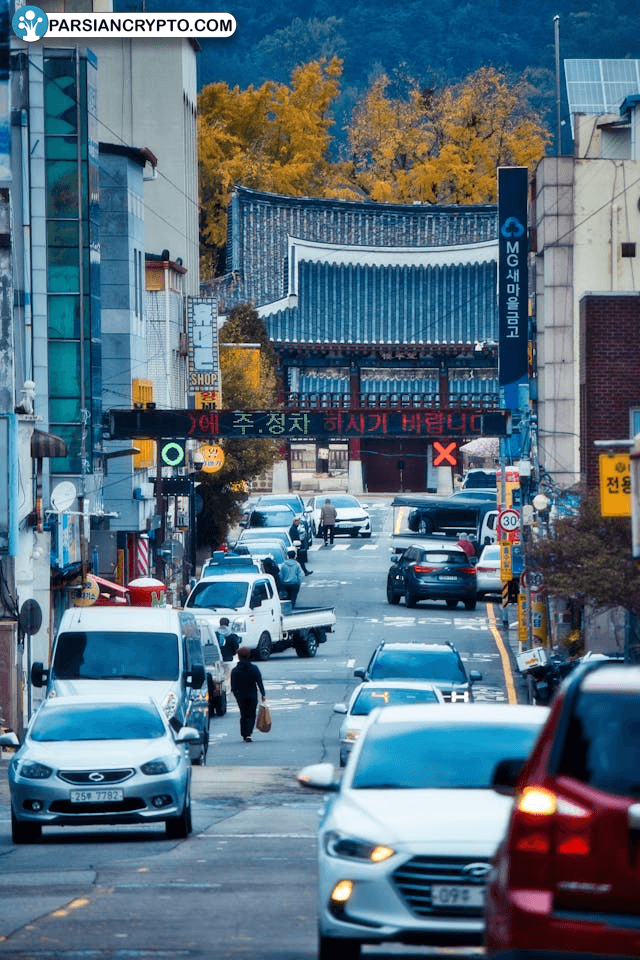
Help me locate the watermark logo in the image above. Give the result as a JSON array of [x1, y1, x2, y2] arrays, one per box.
[[12, 5, 49, 42], [11, 10, 235, 40]]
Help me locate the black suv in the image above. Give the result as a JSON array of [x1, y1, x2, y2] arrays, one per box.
[[387, 541, 478, 609], [354, 641, 482, 702]]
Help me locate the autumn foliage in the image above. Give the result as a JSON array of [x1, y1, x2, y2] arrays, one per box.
[[198, 59, 550, 277]]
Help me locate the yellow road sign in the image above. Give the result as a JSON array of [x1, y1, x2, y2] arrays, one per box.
[[198, 444, 225, 473], [599, 453, 631, 517]]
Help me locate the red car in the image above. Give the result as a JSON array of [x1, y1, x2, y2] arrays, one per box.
[[485, 660, 640, 958]]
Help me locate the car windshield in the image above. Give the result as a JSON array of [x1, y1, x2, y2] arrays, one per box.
[[369, 649, 467, 683], [351, 722, 542, 789], [420, 552, 470, 565], [249, 509, 295, 527], [331, 496, 361, 509], [351, 687, 439, 715], [187, 580, 249, 611], [52, 631, 179, 681], [557, 691, 640, 797], [31, 703, 166, 742]]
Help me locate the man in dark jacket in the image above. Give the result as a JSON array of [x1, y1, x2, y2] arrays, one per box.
[[230, 646, 267, 742]]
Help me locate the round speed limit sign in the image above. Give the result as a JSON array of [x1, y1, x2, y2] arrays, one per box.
[[498, 508, 520, 534]]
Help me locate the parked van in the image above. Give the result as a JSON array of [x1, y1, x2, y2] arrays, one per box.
[[31, 606, 209, 764], [392, 494, 497, 545]]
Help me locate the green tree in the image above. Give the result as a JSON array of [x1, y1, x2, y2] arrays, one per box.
[[526, 488, 640, 621], [195, 305, 281, 551]]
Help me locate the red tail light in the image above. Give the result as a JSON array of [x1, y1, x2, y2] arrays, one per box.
[[413, 565, 438, 574], [508, 787, 593, 885]]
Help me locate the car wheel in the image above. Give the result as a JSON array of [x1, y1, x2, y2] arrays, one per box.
[[215, 690, 227, 716], [361, 531, 371, 538], [319, 932, 361, 960], [418, 517, 433, 534], [192, 725, 209, 766], [295, 628, 319, 658], [255, 632, 272, 661], [445, 599, 458, 609], [11, 811, 41, 844], [406, 589, 419, 608], [464, 598, 477, 611], [165, 794, 192, 839], [386, 581, 401, 605]]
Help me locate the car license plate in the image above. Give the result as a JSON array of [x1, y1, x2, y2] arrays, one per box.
[[439, 575, 459, 581], [431, 884, 485, 908], [70, 789, 124, 803]]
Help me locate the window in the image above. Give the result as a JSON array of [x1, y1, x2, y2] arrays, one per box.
[[621, 242, 636, 258]]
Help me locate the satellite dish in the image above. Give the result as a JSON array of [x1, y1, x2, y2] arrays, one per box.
[[51, 481, 77, 513], [19, 599, 43, 637]]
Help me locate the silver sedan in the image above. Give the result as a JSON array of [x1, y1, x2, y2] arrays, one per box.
[[0, 695, 200, 843]]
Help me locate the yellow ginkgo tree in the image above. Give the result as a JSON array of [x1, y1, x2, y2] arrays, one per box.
[[198, 57, 344, 278], [348, 67, 550, 204]]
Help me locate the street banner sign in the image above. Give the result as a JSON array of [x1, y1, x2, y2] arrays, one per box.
[[107, 408, 511, 442], [599, 452, 631, 517]]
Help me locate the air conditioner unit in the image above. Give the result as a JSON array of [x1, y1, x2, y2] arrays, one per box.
[[133, 482, 155, 501]]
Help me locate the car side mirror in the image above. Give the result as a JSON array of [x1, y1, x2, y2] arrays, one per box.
[[491, 758, 526, 796], [175, 726, 201, 744], [31, 661, 49, 688], [353, 668, 365, 679], [333, 703, 348, 714], [186, 665, 206, 689], [0, 731, 20, 749], [250, 595, 262, 609], [297, 762, 340, 792], [469, 670, 482, 682]]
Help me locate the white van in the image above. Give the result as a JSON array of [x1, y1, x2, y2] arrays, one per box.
[[31, 606, 209, 764]]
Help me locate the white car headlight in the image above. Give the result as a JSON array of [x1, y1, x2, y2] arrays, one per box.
[[324, 830, 395, 862], [232, 618, 247, 634], [161, 691, 178, 719], [140, 754, 181, 775]]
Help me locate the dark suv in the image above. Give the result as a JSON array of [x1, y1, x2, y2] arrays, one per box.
[[486, 660, 640, 958], [354, 641, 482, 702], [387, 541, 478, 609]]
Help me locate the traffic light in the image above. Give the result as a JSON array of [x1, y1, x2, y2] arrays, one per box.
[[160, 439, 186, 468], [432, 441, 458, 467]]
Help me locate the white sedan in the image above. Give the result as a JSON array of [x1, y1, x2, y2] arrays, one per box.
[[334, 680, 444, 766], [476, 542, 502, 597], [298, 703, 548, 960], [305, 494, 372, 539]]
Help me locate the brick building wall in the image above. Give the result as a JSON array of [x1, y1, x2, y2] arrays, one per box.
[[580, 293, 640, 486]]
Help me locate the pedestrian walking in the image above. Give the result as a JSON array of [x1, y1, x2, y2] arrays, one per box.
[[262, 554, 281, 590], [319, 498, 337, 545], [279, 548, 304, 606], [216, 616, 241, 693], [288, 516, 312, 575], [230, 646, 266, 742]]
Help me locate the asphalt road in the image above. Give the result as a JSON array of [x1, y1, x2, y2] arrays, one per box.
[[0, 496, 527, 960]]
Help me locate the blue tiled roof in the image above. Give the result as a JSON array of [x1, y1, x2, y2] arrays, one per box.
[[216, 187, 499, 347]]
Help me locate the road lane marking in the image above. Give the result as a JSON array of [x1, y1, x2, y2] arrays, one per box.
[[486, 601, 517, 704]]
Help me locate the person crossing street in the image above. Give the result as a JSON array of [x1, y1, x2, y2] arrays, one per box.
[[319, 498, 337, 546]]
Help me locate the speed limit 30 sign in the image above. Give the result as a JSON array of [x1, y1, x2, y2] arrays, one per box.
[[498, 508, 520, 540]]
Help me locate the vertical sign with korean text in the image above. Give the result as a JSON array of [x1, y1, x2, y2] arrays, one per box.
[[187, 297, 220, 400], [599, 453, 631, 517], [498, 167, 528, 407]]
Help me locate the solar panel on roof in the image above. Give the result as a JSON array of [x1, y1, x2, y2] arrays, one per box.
[[565, 59, 640, 132]]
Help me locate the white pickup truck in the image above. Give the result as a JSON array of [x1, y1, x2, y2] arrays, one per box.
[[183, 571, 336, 660]]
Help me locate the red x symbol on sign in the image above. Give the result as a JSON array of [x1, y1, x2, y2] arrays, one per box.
[[433, 441, 457, 466]]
